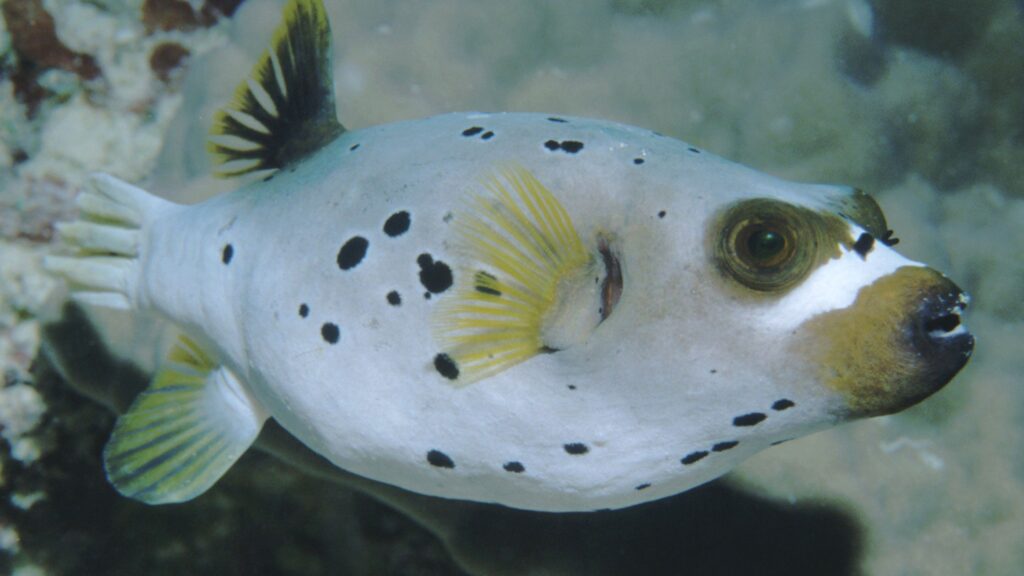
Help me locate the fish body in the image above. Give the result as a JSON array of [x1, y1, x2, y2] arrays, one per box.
[[48, 0, 973, 511]]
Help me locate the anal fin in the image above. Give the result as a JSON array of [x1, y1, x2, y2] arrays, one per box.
[[103, 336, 267, 504]]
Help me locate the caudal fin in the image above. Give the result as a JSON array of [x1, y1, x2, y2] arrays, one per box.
[[45, 174, 173, 309]]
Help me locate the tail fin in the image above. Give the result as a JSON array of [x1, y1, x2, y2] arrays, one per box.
[[46, 174, 173, 309]]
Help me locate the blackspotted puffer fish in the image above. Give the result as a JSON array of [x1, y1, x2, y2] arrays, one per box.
[[47, 0, 974, 511]]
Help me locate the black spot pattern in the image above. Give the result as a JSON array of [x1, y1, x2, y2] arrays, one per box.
[[321, 322, 340, 344], [687, 146, 701, 154], [383, 211, 411, 237], [657, 210, 666, 219], [853, 233, 875, 258], [298, 303, 309, 318], [481, 131, 494, 140], [476, 285, 501, 296], [417, 254, 453, 293], [474, 271, 501, 296], [880, 229, 900, 246], [567, 385, 577, 391], [772, 399, 795, 411], [427, 449, 455, 468], [635, 483, 651, 491], [633, 158, 645, 165], [349, 143, 360, 151], [733, 412, 767, 427], [547, 117, 568, 123], [681, 450, 709, 465], [221, 244, 233, 264], [563, 442, 589, 455], [461, 126, 483, 136], [543, 140, 584, 154], [503, 461, 525, 473], [386, 291, 401, 306], [712, 441, 739, 452], [434, 353, 459, 380], [337, 236, 368, 270]]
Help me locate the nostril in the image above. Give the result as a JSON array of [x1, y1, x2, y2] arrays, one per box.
[[925, 313, 961, 336]]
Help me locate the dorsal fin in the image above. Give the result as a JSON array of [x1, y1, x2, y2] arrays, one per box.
[[207, 0, 345, 178]]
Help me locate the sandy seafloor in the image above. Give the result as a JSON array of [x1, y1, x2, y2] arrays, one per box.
[[1, 0, 1022, 574]]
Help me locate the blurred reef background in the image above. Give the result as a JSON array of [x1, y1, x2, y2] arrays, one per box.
[[1, 0, 1022, 574]]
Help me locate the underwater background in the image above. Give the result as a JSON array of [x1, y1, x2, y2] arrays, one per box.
[[1, 0, 1021, 574]]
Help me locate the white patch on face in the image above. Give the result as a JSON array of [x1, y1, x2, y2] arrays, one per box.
[[758, 225, 923, 332]]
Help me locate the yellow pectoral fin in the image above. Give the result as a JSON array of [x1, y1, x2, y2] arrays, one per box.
[[434, 165, 594, 385]]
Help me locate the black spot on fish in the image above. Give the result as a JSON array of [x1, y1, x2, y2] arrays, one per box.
[[221, 244, 233, 264], [417, 253, 453, 293], [427, 449, 455, 468], [544, 139, 561, 151], [563, 442, 589, 455], [349, 143, 360, 151], [635, 483, 651, 491], [633, 158, 645, 165], [853, 232, 875, 258], [567, 384, 577, 391], [481, 131, 494, 140], [688, 147, 701, 154], [337, 236, 369, 270], [547, 117, 568, 123], [772, 399, 795, 411], [383, 211, 411, 237], [503, 461, 525, 473], [560, 140, 584, 153], [424, 292, 432, 300], [658, 210, 666, 219], [386, 291, 401, 306], [321, 322, 340, 344], [461, 126, 484, 137], [681, 450, 708, 465], [880, 229, 899, 246], [434, 353, 459, 380], [712, 441, 739, 452], [298, 303, 309, 318], [733, 412, 767, 427], [474, 271, 501, 296]]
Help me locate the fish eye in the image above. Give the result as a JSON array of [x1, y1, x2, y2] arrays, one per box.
[[739, 225, 792, 268], [713, 199, 822, 293]]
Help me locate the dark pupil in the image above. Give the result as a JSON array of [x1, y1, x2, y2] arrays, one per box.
[[747, 229, 785, 261]]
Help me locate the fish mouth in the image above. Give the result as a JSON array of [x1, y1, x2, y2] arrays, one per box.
[[910, 286, 974, 392]]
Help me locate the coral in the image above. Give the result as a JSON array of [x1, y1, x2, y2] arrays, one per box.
[[0, 0, 100, 117]]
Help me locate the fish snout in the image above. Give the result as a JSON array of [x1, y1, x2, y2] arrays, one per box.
[[795, 266, 975, 417]]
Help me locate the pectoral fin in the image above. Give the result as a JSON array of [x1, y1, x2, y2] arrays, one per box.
[[103, 336, 267, 504]]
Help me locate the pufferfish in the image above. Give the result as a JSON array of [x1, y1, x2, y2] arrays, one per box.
[[47, 0, 974, 512]]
